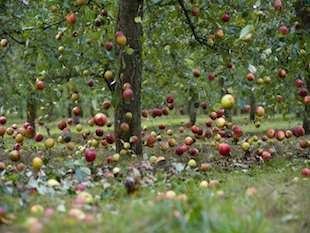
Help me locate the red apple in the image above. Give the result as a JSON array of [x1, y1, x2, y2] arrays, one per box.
[[0, 126, 5, 136], [222, 14, 229, 22], [208, 73, 215, 81], [264, 77, 271, 84], [255, 106, 264, 117], [300, 140, 308, 148], [294, 126, 305, 137], [72, 31, 78, 37], [0, 116, 6, 124], [94, 113, 107, 126], [88, 79, 94, 87], [208, 35, 215, 41], [295, 79, 303, 88], [216, 30, 224, 38], [166, 95, 174, 103], [262, 151, 271, 161], [66, 13, 76, 25], [102, 101, 111, 110], [175, 146, 184, 156], [279, 69, 286, 78], [106, 133, 115, 144], [105, 42, 113, 51], [245, 105, 251, 112], [210, 112, 217, 120], [142, 109, 148, 117], [76, 0, 85, 6], [300, 88, 308, 97], [115, 31, 123, 38], [101, 9, 108, 17], [193, 69, 201, 77], [58, 120, 67, 130], [85, 149, 96, 162], [247, 73, 254, 81], [191, 7, 200, 16], [72, 107, 81, 116], [279, 26, 288, 35], [274, 1, 282, 11], [116, 35, 127, 46], [267, 129, 276, 138], [200, 102, 207, 109], [304, 96, 310, 105], [10, 150, 21, 162], [1, 39, 8, 47], [276, 130, 285, 141], [123, 89, 133, 100], [218, 143, 230, 155], [294, 21, 301, 29], [34, 133, 43, 142], [95, 18, 100, 27], [120, 122, 129, 132], [302, 168, 310, 177], [37, 81, 45, 90]]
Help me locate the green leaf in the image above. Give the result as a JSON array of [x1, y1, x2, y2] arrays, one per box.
[[90, 29, 104, 40], [63, 160, 74, 169], [39, 116, 51, 124], [75, 168, 84, 182], [235, 25, 255, 43], [213, 103, 222, 111], [134, 17, 142, 24], [49, 57, 61, 68], [80, 167, 91, 177], [248, 64, 257, 74], [125, 48, 134, 55], [111, 91, 119, 107], [92, 99, 99, 111], [185, 58, 194, 69], [64, 0, 70, 8]]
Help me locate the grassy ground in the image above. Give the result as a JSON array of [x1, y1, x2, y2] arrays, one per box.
[[0, 114, 309, 233]]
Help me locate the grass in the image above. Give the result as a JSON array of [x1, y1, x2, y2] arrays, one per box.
[[0, 114, 309, 233], [1, 157, 310, 233]]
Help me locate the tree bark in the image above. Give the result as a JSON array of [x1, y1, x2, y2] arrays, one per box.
[[295, 1, 310, 134], [188, 87, 196, 125], [27, 95, 36, 131], [114, 0, 143, 155], [303, 76, 310, 134], [250, 94, 256, 121]]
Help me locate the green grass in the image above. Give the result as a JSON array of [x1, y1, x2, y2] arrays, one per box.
[[1, 157, 310, 233], [0, 114, 309, 233]]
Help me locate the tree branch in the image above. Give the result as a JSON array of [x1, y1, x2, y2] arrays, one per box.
[[1, 28, 25, 44], [25, 0, 93, 31], [177, 0, 252, 56]]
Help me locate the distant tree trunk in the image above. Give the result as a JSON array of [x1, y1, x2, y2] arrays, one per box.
[[49, 100, 54, 117], [188, 87, 196, 125], [303, 76, 310, 134], [68, 105, 72, 118], [27, 95, 36, 131], [250, 94, 256, 121], [114, 0, 143, 155], [295, 1, 310, 134], [90, 106, 94, 117]]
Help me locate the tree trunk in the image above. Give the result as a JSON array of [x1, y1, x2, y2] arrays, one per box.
[[250, 94, 256, 121], [303, 76, 310, 134], [188, 87, 196, 125], [114, 0, 143, 155], [295, 1, 310, 134], [27, 96, 36, 131]]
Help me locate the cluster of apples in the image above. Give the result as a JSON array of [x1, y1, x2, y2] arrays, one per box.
[[20, 187, 95, 232]]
